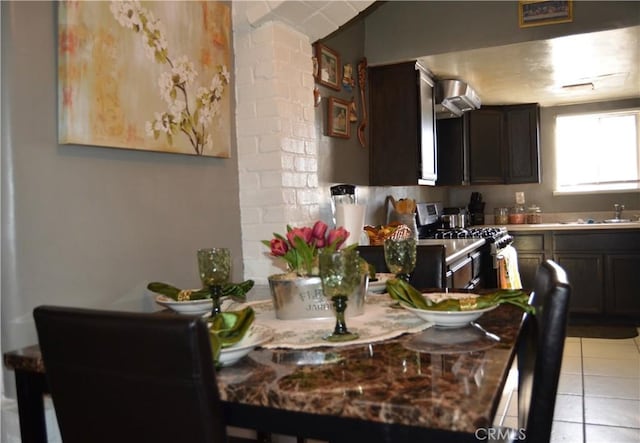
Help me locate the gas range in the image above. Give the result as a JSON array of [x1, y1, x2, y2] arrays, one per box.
[[420, 226, 514, 252]]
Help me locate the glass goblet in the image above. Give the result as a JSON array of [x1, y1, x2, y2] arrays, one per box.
[[384, 237, 417, 282], [197, 248, 231, 316], [319, 248, 362, 342]]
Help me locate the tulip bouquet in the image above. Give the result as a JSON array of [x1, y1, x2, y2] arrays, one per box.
[[262, 221, 350, 277]]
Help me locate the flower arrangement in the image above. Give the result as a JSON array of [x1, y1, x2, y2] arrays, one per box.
[[262, 221, 350, 277]]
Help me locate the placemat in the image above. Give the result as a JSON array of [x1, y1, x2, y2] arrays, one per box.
[[240, 295, 432, 349]]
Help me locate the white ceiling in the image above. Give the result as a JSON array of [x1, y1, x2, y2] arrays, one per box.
[[238, 2, 638, 108], [418, 26, 640, 107]]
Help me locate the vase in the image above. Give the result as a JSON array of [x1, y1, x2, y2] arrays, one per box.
[[268, 273, 366, 320]]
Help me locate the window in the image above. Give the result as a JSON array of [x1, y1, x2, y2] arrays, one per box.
[[555, 109, 640, 194]]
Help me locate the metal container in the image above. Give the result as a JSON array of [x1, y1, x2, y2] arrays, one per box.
[[268, 274, 367, 320]]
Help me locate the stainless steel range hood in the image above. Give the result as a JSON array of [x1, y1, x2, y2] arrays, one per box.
[[435, 79, 481, 119]]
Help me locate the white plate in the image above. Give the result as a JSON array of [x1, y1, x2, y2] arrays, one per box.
[[155, 294, 213, 316], [218, 324, 274, 367], [368, 273, 395, 293], [402, 293, 498, 328]]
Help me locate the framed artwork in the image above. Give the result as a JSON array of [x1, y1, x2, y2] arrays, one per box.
[[327, 97, 350, 139], [519, 1, 573, 28], [315, 43, 341, 91], [58, 1, 232, 157]]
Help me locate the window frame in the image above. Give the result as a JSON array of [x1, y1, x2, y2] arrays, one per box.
[[553, 107, 640, 195]]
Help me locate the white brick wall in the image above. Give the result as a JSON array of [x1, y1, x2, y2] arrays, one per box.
[[233, 18, 320, 284]]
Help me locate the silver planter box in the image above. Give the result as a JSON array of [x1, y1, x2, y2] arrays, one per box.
[[268, 274, 367, 320]]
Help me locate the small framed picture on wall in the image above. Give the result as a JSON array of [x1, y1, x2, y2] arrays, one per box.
[[315, 43, 341, 91], [327, 97, 350, 138], [519, 1, 573, 28]]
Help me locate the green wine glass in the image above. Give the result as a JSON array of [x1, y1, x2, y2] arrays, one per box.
[[197, 248, 231, 316], [319, 248, 362, 342], [384, 237, 417, 282]]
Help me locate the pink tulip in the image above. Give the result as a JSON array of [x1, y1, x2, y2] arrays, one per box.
[[311, 220, 328, 240], [270, 238, 288, 256], [287, 226, 313, 247], [315, 237, 326, 248], [327, 227, 349, 249]]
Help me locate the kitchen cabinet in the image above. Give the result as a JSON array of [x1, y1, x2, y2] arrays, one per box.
[[369, 61, 437, 186], [436, 103, 540, 185], [510, 229, 640, 320], [510, 232, 548, 291]]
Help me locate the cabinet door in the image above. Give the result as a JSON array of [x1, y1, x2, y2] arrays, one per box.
[[517, 253, 545, 291], [468, 108, 504, 184], [555, 253, 604, 314], [369, 62, 420, 186], [606, 254, 640, 317], [505, 104, 540, 184], [436, 115, 468, 186]]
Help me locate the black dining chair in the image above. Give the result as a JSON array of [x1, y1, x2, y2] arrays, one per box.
[[33, 305, 265, 443], [357, 244, 447, 289], [494, 259, 571, 442]]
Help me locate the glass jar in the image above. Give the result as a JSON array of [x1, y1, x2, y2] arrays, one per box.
[[527, 205, 542, 224], [494, 207, 509, 225], [508, 205, 526, 224]]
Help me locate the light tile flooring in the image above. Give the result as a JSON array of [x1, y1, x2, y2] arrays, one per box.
[[494, 330, 640, 443]]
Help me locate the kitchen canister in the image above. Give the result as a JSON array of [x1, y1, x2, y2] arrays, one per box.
[[508, 205, 526, 224], [494, 208, 509, 225], [527, 205, 542, 224]]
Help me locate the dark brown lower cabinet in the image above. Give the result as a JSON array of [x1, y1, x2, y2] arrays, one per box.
[[511, 229, 640, 321], [606, 254, 640, 316], [554, 253, 604, 315]]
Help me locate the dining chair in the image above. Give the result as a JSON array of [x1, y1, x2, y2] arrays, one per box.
[[496, 259, 571, 442], [357, 244, 446, 289], [33, 305, 265, 443]]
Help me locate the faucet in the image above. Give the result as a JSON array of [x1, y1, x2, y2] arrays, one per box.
[[613, 203, 625, 220]]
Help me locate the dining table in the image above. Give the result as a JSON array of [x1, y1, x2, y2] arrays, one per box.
[[3, 291, 525, 443]]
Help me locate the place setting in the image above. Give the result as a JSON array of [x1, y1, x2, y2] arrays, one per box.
[[148, 247, 274, 367]]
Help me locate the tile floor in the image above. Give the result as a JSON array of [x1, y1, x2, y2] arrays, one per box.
[[494, 329, 640, 443]]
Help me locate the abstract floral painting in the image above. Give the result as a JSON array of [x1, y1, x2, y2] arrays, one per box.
[[58, 1, 232, 157]]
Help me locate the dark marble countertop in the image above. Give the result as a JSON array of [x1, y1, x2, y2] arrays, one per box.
[[4, 304, 524, 437]]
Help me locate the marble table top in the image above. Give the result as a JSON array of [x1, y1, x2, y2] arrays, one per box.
[[4, 301, 524, 437]]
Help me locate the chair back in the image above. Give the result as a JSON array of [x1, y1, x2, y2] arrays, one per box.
[[517, 260, 571, 443], [357, 244, 446, 289], [34, 306, 227, 443]]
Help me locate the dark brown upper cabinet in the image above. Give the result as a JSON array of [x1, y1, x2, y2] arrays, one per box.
[[437, 103, 540, 185], [369, 61, 437, 186]]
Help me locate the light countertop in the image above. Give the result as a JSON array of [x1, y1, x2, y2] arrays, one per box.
[[492, 222, 640, 232]]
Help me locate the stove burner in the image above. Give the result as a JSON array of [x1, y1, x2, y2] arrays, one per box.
[[423, 227, 510, 242]]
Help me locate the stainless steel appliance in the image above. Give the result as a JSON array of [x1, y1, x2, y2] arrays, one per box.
[[420, 225, 515, 288], [416, 202, 442, 238]]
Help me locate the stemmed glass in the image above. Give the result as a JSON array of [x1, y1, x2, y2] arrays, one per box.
[[319, 248, 362, 342], [384, 237, 417, 282], [197, 248, 231, 316]]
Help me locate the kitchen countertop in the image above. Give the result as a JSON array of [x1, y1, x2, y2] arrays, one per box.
[[494, 221, 640, 232], [418, 238, 485, 264]]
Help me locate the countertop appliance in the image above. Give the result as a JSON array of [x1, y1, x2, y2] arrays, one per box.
[[416, 202, 442, 238]]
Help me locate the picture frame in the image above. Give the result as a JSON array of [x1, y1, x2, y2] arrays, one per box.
[[327, 97, 350, 138], [519, 1, 573, 28], [315, 43, 341, 91]]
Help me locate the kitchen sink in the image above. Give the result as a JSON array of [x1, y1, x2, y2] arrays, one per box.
[[602, 218, 632, 223]]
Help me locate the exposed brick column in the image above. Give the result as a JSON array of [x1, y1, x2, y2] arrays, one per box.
[[233, 20, 319, 284]]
